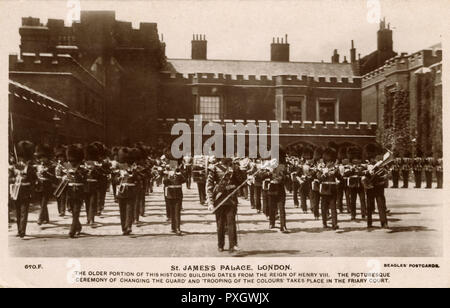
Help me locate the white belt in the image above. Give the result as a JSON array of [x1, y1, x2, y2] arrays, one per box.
[[20, 183, 31, 186], [121, 183, 135, 186], [68, 183, 84, 187], [167, 185, 182, 188], [322, 182, 338, 185], [87, 179, 98, 182]]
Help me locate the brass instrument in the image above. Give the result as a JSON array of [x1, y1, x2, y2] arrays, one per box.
[[361, 151, 395, 189]]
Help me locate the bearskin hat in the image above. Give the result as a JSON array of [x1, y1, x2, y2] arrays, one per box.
[[347, 146, 362, 161], [129, 147, 143, 164], [363, 143, 378, 161], [54, 146, 66, 159], [323, 147, 337, 162], [66, 144, 84, 163], [16, 140, 35, 161], [313, 147, 323, 161], [337, 146, 347, 161], [34, 143, 52, 159], [118, 147, 130, 164], [91, 141, 107, 158], [302, 146, 314, 160], [85, 143, 99, 161]]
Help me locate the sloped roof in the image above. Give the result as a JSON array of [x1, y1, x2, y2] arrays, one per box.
[[164, 58, 356, 79], [9, 80, 68, 109]]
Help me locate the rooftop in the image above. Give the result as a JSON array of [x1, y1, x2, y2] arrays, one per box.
[[164, 58, 356, 79]]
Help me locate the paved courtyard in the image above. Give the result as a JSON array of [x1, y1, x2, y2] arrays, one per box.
[[8, 182, 444, 257]]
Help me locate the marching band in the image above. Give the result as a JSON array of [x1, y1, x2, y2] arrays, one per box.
[[8, 140, 444, 251]]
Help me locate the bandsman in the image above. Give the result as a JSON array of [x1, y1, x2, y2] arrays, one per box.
[[391, 151, 401, 188], [435, 151, 443, 189], [319, 147, 341, 230], [267, 157, 289, 233], [309, 147, 322, 219], [54, 146, 68, 216], [11, 141, 37, 238], [34, 144, 56, 225], [192, 155, 207, 206], [83, 143, 102, 225], [163, 162, 186, 235], [345, 146, 367, 220]]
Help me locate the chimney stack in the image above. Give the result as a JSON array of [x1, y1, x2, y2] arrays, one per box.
[[350, 40, 356, 63], [191, 34, 207, 60], [270, 34, 289, 62], [331, 49, 340, 63]]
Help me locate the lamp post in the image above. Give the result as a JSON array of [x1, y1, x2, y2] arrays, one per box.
[[53, 113, 61, 147]]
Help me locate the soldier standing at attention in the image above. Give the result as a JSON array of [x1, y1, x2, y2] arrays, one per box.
[[65, 144, 88, 238], [345, 146, 367, 220], [34, 144, 56, 225], [401, 152, 412, 188], [11, 141, 37, 238], [435, 151, 443, 189], [300, 146, 314, 214], [268, 157, 289, 233], [424, 153, 434, 189], [207, 157, 241, 253], [391, 151, 401, 188], [163, 164, 186, 235], [413, 150, 424, 189]]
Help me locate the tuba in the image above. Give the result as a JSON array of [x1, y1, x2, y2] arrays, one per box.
[[361, 151, 395, 189]]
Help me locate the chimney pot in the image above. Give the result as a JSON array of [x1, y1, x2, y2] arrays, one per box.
[[285, 34, 288, 43]]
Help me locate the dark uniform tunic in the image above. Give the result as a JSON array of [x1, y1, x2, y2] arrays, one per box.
[[116, 163, 139, 235], [206, 161, 241, 250], [364, 163, 388, 228], [319, 162, 342, 229], [64, 162, 88, 238], [35, 161, 56, 224], [163, 171, 186, 233]]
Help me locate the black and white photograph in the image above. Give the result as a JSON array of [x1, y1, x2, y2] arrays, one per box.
[[1, 0, 449, 288]]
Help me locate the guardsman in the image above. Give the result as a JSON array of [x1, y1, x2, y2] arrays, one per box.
[[291, 156, 301, 209], [206, 157, 241, 253], [309, 147, 322, 220], [253, 159, 263, 214], [8, 155, 16, 224], [34, 144, 56, 225], [318, 147, 341, 230], [268, 157, 289, 233], [300, 146, 314, 214], [424, 152, 434, 189], [413, 150, 424, 189], [345, 146, 367, 220], [237, 158, 249, 200], [54, 146, 68, 216], [435, 151, 443, 189], [247, 160, 257, 210], [391, 151, 401, 188], [336, 146, 347, 214], [11, 141, 37, 238], [110, 147, 120, 202], [192, 155, 207, 206], [261, 161, 271, 218], [83, 143, 101, 226], [401, 152, 412, 188], [116, 147, 138, 235], [163, 163, 186, 235], [65, 144, 88, 238], [94, 142, 111, 216], [183, 155, 193, 189], [363, 148, 389, 229], [130, 147, 146, 224]]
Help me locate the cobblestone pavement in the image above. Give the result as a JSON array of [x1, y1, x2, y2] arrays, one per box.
[[8, 183, 444, 257]]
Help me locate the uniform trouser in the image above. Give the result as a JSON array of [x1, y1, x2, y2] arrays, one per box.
[[85, 191, 97, 223], [215, 203, 237, 249], [366, 186, 388, 227], [349, 186, 367, 218], [165, 197, 171, 219], [436, 171, 443, 188], [118, 198, 134, 233], [197, 182, 206, 204], [285, 179, 292, 193], [37, 191, 50, 223], [414, 171, 422, 188], [391, 171, 399, 188], [336, 183, 345, 212], [134, 187, 144, 222], [309, 190, 320, 218], [97, 182, 108, 214], [185, 169, 192, 189], [299, 183, 309, 212], [16, 197, 30, 236], [139, 187, 146, 216], [344, 187, 351, 213], [149, 180, 154, 193], [292, 182, 300, 206], [249, 184, 255, 208], [68, 198, 83, 236], [402, 170, 409, 188], [254, 186, 262, 211], [268, 193, 286, 229], [8, 199, 14, 222], [425, 171, 433, 188], [167, 198, 182, 231], [112, 181, 117, 199], [262, 191, 269, 216], [240, 185, 248, 199], [320, 193, 338, 228], [57, 192, 67, 215]]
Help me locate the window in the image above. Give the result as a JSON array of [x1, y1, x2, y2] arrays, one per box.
[[199, 96, 221, 121], [318, 99, 337, 122], [284, 97, 304, 121]]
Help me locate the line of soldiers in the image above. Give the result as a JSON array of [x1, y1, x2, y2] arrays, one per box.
[[8, 139, 443, 253], [389, 152, 443, 189]]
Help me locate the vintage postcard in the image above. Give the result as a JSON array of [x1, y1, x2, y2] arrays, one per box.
[[0, 0, 449, 290]]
